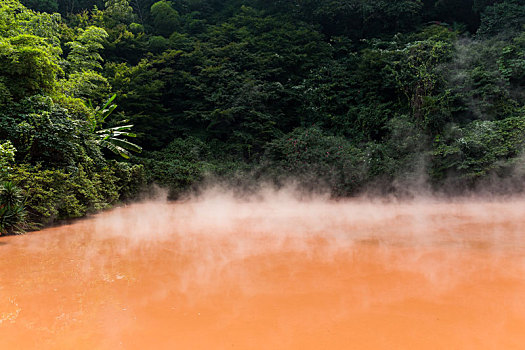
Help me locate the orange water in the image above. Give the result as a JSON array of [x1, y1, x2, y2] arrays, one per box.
[[1, 195, 525, 349]]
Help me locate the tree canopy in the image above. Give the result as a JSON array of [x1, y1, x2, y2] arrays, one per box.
[[1, 0, 525, 231]]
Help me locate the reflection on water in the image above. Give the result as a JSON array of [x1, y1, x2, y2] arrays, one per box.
[[1, 192, 525, 349]]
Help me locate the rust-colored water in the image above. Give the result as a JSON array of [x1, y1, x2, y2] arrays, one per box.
[[1, 193, 525, 349]]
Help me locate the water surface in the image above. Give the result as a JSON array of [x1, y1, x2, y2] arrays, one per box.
[[1, 194, 525, 349]]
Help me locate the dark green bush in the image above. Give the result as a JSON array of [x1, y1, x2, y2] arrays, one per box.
[[260, 127, 367, 196]]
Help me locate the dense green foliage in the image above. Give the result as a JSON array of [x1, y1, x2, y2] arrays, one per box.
[[0, 1, 144, 233], [1, 0, 525, 232]]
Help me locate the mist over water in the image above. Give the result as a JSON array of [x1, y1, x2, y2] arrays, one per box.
[[1, 188, 525, 349]]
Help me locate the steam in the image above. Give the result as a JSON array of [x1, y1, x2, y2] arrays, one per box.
[[17, 186, 525, 271], [3, 188, 525, 349], [78, 187, 525, 291]]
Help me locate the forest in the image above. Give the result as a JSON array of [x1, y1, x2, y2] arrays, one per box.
[[1, 0, 524, 233]]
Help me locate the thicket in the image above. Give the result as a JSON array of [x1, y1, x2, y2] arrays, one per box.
[[1, 0, 525, 232], [0, 1, 144, 234]]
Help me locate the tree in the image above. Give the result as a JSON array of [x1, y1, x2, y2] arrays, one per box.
[[103, 0, 135, 26], [61, 70, 111, 103], [477, 0, 525, 38], [0, 34, 62, 100], [20, 0, 59, 13], [432, 116, 525, 183], [388, 27, 456, 127], [66, 26, 108, 72], [150, 0, 180, 37]]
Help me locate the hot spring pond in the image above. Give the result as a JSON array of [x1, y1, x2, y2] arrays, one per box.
[[1, 195, 525, 349]]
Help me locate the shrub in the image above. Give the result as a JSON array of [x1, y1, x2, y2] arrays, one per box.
[[0, 181, 29, 235], [110, 161, 146, 201], [0, 140, 16, 179], [260, 127, 367, 196], [6, 163, 120, 224], [432, 116, 525, 184]]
